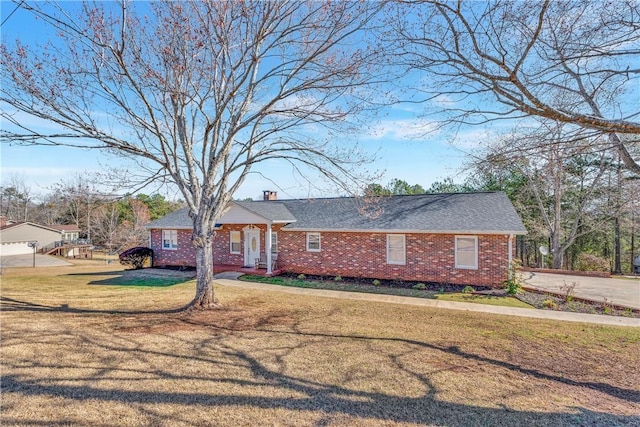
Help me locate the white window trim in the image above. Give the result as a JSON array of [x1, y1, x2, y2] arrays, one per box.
[[455, 235, 478, 270], [162, 229, 178, 250], [271, 232, 278, 253], [386, 234, 406, 265], [306, 232, 321, 252], [230, 230, 241, 254]]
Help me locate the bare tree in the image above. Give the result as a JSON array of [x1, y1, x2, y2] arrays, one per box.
[[390, 0, 640, 173], [115, 198, 152, 250], [52, 174, 107, 241], [1, 1, 385, 308], [91, 202, 121, 254], [480, 122, 611, 269], [0, 177, 34, 222]]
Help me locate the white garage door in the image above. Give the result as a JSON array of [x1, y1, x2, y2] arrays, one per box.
[[0, 242, 32, 256]]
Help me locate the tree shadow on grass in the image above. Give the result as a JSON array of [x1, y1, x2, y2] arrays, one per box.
[[2, 332, 638, 427], [0, 296, 190, 315], [2, 295, 638, 407], [65, 269, 195, 287], [3, 372, 637, 426], [2, 309, 640, 426]]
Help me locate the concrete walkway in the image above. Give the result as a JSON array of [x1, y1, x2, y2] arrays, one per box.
[[0, 253, 72, 268], [213, 276, 640, 327], [522, 271, 640, 310]]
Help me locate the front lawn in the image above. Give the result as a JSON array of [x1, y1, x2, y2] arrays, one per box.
[[240, 274, 639, 317], [435, 292, 534, 308], [1, 264, 639, 426], [241, 274, 535, 309]]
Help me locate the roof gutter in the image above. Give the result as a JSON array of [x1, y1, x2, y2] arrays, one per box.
[[280, 227, 527, 235]]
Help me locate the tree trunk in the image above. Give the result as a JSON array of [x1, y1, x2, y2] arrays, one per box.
[[190, 228, 220, 309], [613, 216, 622, 274], [551, 234, 563, 269]]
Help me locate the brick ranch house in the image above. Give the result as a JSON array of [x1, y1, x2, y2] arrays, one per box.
[[145, 191, 527, 287]]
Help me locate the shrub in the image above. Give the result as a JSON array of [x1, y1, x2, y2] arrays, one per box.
[[412, 283, 426, 290], [503, 261, 523, 295], [372, 279, 381, 286], [542, 298, 557, 309], [560, 281, 577, 302], [602, 298, 614, 315], [334, 275, 342, 282], [119, 247, 153, 269], [576, 253, 610, 272], [297, 274, 306, 280], [462, 286, 475, 294]]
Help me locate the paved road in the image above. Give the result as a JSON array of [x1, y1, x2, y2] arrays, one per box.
[[522, 271, 640, 310], [0, 254, 72, 268]]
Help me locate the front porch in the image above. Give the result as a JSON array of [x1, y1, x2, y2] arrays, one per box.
[[212, 264, 282, 277]]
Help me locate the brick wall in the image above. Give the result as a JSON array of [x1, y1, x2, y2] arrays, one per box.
[[278, 231, 512, 287], [150, 226, 514, 287], [149, 229, 196, 267], [150, 224, 286, 268]]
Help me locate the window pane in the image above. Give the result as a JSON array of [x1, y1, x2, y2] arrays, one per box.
[[163, 230, 177, 249], [387, 235, 405, 264], [457, 251, 475, 267], [457, 237, 475, 251], [230, 231, 241, 253], [271, 232, 278, 253], [388, 248, 403, 263], [456, 236, 477, 268], [307, 233, 320, 251]]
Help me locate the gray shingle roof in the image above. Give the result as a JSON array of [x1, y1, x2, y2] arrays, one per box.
[[145, 208, 192, 229], [278, 192, 526, 234], [145, 192, 527, 234], [235, 201, 296, 222]]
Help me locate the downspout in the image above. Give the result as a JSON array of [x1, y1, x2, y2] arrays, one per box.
[[149, 230, 153, 267], [508, 234, 514, 279], [266, 222, 272, 275]]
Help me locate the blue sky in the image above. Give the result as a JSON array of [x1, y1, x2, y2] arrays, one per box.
[[0, 1, 488, 201]]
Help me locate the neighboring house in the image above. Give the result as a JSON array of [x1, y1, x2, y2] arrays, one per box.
[[46, 224, 82, 242], [0, 222, 64, 256], [146, 191, 527, 287], [0, 222, 89, 257]]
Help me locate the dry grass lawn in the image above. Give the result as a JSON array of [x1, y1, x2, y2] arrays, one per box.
[[1, 262, 639, 426]]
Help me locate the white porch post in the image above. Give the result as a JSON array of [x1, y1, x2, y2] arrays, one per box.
[[266, 222, 273, 275]]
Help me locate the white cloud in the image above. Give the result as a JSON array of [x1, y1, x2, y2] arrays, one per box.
[[363, 118, 439, 141], [0, 167, 94, 192], [431, 94, 457, 107]]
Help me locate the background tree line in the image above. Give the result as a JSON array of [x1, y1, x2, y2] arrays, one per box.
[[1, 175, 183, 253], [365, 124, 639, 275]]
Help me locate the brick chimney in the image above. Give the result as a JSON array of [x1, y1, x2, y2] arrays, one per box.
[[263, 190, 277, 201]]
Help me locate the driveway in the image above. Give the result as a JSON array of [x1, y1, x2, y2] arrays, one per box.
[[0, 254, 72, 268], [522, 271, 640, 310]]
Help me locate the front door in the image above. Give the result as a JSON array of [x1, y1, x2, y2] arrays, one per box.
[[244, 229, 260, 267]]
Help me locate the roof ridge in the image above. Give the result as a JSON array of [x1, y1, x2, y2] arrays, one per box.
[[247, 191, 501, 203]]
